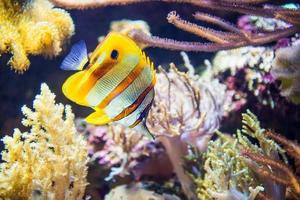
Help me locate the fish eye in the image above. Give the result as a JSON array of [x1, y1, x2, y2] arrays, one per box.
[[110, 49, 119, 60]]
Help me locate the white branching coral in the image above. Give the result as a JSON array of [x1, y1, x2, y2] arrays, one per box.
[[105, 184, 181, 200], [147, 63, 227, 151], [212, 46, 274, 76], [101, 124, 146, 180], [0, 83, 88, 199]]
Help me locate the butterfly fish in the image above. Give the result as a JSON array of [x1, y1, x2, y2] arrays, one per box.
[[61, 32, 156, 139]]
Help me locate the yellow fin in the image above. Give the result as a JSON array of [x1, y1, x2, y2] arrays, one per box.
[[85, 110, 111, 125], [62, 71, 89, 106]]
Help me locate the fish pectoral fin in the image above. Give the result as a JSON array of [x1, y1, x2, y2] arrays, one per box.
[[85, 110, 111, 125]]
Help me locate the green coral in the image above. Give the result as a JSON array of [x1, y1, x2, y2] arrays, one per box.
[[195, 132, 261, 200], [237, 110, 287, 162], [194, 110, 286, 200]]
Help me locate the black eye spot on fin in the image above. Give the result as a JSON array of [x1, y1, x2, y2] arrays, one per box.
[[110, 49, 118, 60]]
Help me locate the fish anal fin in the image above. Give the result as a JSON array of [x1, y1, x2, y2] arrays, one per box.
[[85, 110, 111, 125], [134, 122, 155, 140]]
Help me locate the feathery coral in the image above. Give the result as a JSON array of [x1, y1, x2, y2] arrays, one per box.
[[237, 111, 298, 199], [192, 110, 292, 200], [194, 133, 262, 200], [0, 83, 88, 199], [265, 130, 300, 174], [0, 0, 74, 72]]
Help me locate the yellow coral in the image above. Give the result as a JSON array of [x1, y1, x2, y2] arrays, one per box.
[[0, 83, 88, 199], [0, 0, 74, 72]]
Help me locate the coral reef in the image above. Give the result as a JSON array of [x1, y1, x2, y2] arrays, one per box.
[[82, 59, 229, 200], [192, 110, 300, 200], [0, 83, 88, 199], [0, 0, 74, 72], [51, 0, 300, 51], [1, 1, 300, 200], [95, 124, 147, 180], [271, 45, 300, 104], [147, 59, 230, 199], [104, 184, 181, 200], [148, 63, 227, 151], [238, 15, 290, 33], [210, 46, 275, 108], [194, 133, 263, 200], [77, 121, 176, 199], [109, 19, 151, 49], [202, 33, 300, 112]]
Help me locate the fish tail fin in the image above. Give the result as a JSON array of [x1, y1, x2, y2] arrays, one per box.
[[60, 40, 88, 71], [85, 109, 112, 125], [134, 122, 155, 140], [62, 71, 89, 106]]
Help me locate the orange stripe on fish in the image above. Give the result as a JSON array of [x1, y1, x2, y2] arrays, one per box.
[[113, 75, 156, 121], [97, 61, 146, 109], [79, 61, 115, 99]]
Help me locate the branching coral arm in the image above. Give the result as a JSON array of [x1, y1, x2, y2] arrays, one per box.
[[50, 0, 300, 22], [249, 26, 299, 44], [242, 149, 300, 196], [219, 0, 270, 4], [130, 25, 299, 51], [265, 130, 300, 174], [193, 12, 243, 35], [167, 11, 240, 43], [50, 0, 300, 51], [130, 30, 239, 52], [49, 0, 277, 18]]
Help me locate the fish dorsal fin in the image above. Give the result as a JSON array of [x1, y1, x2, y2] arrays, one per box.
[[141, 51, 156, 84], [60, 40, 88, 71], [141, 50, 155, 72]]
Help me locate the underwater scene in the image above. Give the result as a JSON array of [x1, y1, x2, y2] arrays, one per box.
[[0, 0, 300, 199]]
